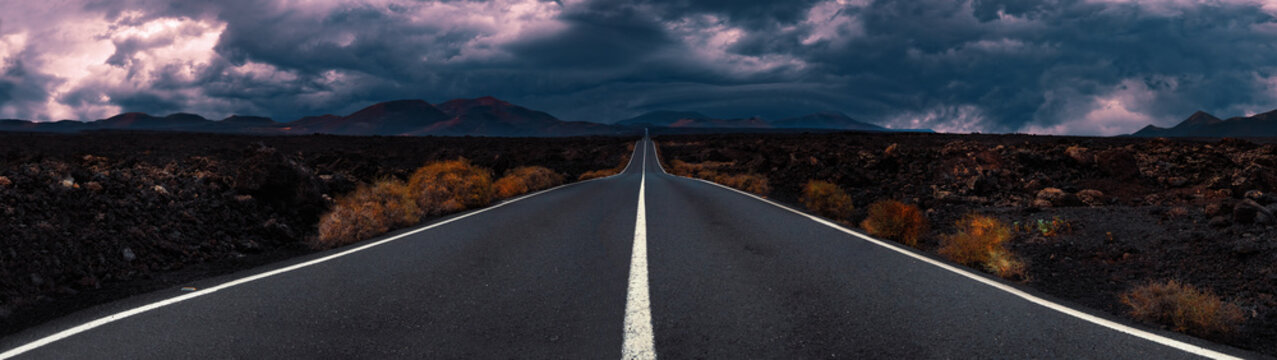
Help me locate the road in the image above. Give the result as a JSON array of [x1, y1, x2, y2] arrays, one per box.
[[0, 136, 1253, 359]]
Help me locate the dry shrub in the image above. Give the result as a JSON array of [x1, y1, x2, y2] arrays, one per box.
[[579, 168, 621, 181], [1122, 280, 1244, 337], [668, 160, 733, 178], [667, 160, 769, 195], [315, 179, 420, 249], [408, 158, 494, 216], [860, 200, 927, 247], [938, 214, 1025, 279], [494, 166, 565, 198], [801, 180, 853, 220], [712, 173, 771, 195], [0, 175, 11, 188], [579, 151, 633, 180]]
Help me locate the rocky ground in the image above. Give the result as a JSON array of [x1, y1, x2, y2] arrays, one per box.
[[656, 132, 1277, 356], [0, 132, 635, 335]]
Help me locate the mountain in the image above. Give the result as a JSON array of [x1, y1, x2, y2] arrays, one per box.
[[0, 113, 284, 133], [617, 111, 712, 127], [425, 96, 566, 136], [1131, 109, 1277, 137], [291, 99, 447, 135], [771, 111, 886, 131], [668, 116, 771, 128], [616, 110, 900, 131]]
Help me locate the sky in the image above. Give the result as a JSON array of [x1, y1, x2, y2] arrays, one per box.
[[2, 0, 1277, 135]]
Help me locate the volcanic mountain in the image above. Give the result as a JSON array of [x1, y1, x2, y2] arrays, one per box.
[[771, 111, 886, 131], [1132, 109, 1277, 137], [618, 110, 892, 131], [616, 110, 713, 127], [292, 97, 622, 137], [289, 99, 448, 135]]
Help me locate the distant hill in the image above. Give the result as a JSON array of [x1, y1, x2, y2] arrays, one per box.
[[0, 100, 931, 137], [0, 97, 634, 137], [772, 111, 885, 131], [617, 110, 905, 132], [1132, 109, 1277, 137], [290, 99, 448, 135], [669, 116, 771, 128], [0, 113, 282, 134], [616, 110, 712, 127]]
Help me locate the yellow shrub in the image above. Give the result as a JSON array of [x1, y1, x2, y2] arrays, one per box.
[[408, 159, 494, 216], [938, 214, 1024, 279], [1122, 280, 1244, 337], [494, 166, 564, 198], [801, 180, 853, 220], [860, 200, 927, 247], [314, 179, 420, 249]]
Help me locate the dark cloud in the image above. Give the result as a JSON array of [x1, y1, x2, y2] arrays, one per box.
[[5, 0, 1277, 134]]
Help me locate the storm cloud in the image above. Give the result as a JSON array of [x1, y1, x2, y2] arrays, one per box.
[[3, 0, 1277, 135]]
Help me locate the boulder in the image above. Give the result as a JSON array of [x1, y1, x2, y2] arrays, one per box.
[[1095, 149, 1139, 179], [1065, 146, 1092, 165], [234, 145, 325, 219], [1076, 189, 1105, 206], [1233, 199, 1272, 224], [1036, 187, 1084, 207]]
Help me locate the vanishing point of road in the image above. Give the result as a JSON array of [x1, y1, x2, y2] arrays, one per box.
[[0, 134, 1256, 359]]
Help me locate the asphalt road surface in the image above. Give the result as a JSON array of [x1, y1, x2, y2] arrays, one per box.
[[0, 136, 1256, 359]]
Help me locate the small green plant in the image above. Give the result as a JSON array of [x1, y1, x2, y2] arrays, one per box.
[[1015, 216, 1071, 237]]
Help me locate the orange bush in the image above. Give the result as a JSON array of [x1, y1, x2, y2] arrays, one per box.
[[579, 151, 633, 180], [408, 158, 494, 216], [579, 168, 621, 181], [712, 173, 771, 195], [494, 166, 565, 198], [1122, 280, 1244, 337], [314, 179, 420, 249], [860, 200, 927, 247], [938, 214, 1024, 279], [668, 159, 734, 178], [801, 180, 853, 220]]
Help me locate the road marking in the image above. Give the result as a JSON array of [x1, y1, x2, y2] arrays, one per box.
[[0, 140, 646, 360], [674, 175, 1242, 360], [621, 137, 656, 360]]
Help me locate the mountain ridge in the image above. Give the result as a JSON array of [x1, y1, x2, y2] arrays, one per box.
[[1131, 109, 1277, 137]]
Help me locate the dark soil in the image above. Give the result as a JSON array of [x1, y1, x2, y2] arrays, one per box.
[[655, 132, 1277, 356], [0, 132, 636, 335]]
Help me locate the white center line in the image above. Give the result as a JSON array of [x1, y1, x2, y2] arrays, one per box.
[[621, 137, 656, 360]]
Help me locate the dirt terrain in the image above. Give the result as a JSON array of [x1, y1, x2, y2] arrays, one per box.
[[0, 132, 635, 335], [656, 132, 1277, 355]]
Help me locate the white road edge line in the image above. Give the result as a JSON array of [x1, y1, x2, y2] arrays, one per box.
[[652, 156, 1241, 359], [0, 139, 648, 360], [621, 133, 656, 360]]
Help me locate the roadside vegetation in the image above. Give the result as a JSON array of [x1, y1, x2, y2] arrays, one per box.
[[801, 180, 854, 220], [494, 166, 565, 199], [667, 159, 771, 195], [860, 200, 928, 248], [315, 160, 574, 249], [938, 214, 1025, 279], [579, 143, 635, 180], [1122, 280, 1245, 338]]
